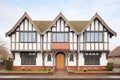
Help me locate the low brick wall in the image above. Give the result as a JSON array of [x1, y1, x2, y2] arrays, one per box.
[[68, 71, 120, 75]]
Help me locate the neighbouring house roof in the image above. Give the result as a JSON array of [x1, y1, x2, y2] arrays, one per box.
[[108, 46, 120, 57], [6, 12, 117, 37]]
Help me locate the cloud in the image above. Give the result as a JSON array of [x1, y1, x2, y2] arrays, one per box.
[[0, 0, 120, 50]]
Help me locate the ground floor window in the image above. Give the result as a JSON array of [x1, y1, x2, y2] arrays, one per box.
[[84, 52, 100, 65], [47, 54, 52, 61], [21, 52, 36, 65]]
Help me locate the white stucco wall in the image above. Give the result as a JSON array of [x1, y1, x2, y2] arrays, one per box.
[[100, 52, 107, 66], [78, 53, 84, 66], [14, 52, 21, 66], [44, 54, 53, 66], [68, 54, 76, 66], [36, 53, 42, 66]]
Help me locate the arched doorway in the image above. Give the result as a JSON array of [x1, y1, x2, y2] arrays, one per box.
[[56, 53, 65, 70]]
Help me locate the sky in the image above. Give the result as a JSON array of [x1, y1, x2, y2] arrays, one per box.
[[0, 0, 120, 50]]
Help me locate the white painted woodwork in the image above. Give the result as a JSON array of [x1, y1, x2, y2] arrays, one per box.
[[43, 34, 47, 42], [20, 23, 23, 31], [37, 33, 40, 42], [29, 43, 32, 50], [43, 43, 46, 50], [48, 33, 51, 42], [48, 43, 51, 50], [91, 43, 94, 50], [12, 43, 15, 50], [57, 20, 60, 31], [95, 19, 99, 31], [69, 33, 73, 42], [16, 32, 19, 42], [33, 43, 36, 50], [16, 43, 19, 50], [24, 19, 28, 31], [29, 22, 32, 31], [99, 23, 103, 31], [25, 43, 27, 50], [104, 43, 108, 50], [70, 43, 73, 50], [104, 32, 108, 42], [100, 43, 103, 50], [12, 34, 15, 42], [74, 33, 77, 42], [86, 43, 90, 50], [80, 34, 83, 42], [100, 52, 107, 66], [91, 21, 94, 31], [61, 19, 64, 31], [52, 27, 56, 31], [65, 23, 68, 26], [80, 43, 83, 50], [20, 43, 23, 50], [14, 52, 21, 66], [37, 43, 40, 50], [95, 43, 98, 50], [74, 43, 77, 50], [65, 27, 68, 31]]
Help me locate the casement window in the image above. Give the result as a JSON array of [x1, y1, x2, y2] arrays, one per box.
[[47, 54, 52, 61], [21, 53, 36, 65], [84, 53, 100, 65], [86, 32, 103, 42], [20, 31, 36, 43], [70, 54, 74, 61], [52, 32, 68, 42]]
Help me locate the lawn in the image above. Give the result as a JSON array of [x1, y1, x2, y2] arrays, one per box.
[[70, 70, 115, 73], [3, 70, 50, 73]]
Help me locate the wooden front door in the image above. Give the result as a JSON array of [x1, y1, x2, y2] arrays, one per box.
[[56, 53, 65, 70]]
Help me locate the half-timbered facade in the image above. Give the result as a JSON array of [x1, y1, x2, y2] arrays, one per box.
[[6, 12, 116, 70]]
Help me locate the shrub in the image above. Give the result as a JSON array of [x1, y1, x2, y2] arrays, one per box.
[[107, 62, 114, 71], [5, 60, 13, 70]]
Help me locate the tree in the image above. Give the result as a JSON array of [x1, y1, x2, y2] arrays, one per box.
[[0, 35, 11, 61]]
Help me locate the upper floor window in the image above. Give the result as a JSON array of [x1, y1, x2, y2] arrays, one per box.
[[86, 32, 103, 42], [20, 31, 36, 43], [52, 32, 68, 42]]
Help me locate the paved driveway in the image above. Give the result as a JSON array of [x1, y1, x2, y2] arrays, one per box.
[[0, 71, 120, 80]]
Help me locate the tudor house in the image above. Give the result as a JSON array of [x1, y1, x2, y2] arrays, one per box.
[[6, 12, 116, 70]]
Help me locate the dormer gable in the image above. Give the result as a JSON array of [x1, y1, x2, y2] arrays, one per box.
[[6, 12, 40, 36], [84, 13, 117, 38], [42, 12, 78, 34]]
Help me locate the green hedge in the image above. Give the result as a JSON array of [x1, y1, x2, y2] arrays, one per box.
[[5, 60, 13, 70], [107, 62, 114, 71]]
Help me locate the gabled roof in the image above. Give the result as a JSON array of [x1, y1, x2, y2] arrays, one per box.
[[6, 12, 117, 37], [41, 12, 78, 34], [82, 13, 117, 37], [6, 12, 40, 36], [108, 46, 120, 57]]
